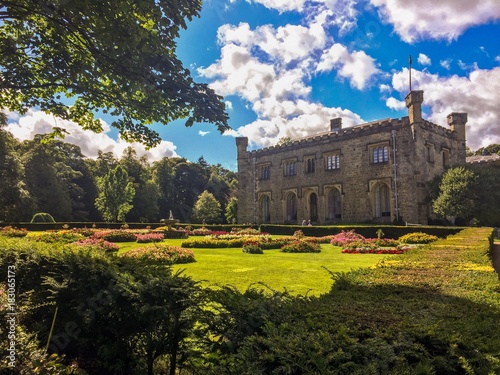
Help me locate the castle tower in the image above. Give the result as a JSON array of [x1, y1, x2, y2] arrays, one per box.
[[447, 112, 467, 142], [235, 137, 254, 223], [405, 90, 424, 124]]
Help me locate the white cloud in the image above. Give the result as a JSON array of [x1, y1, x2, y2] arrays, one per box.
[[370, 0, 500, 42], [440, 59, 452, 70], [237, 102, 363, 147], [199, 16, 376, 147], [385, 97, 405, 110], [198, 130, 210, 136], [417, 53, 431, 66], [317, 43, 380, 89], [5, 110, 177, 161], [379, 84, 392, 93], [495, 56, 500, 63], [390, 67, 500, 150], [250, 0, 306, 13], [247, 0, 359, 34], [225, 100, 233, 110]]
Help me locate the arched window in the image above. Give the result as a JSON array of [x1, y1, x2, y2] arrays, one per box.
[[286, 193, 297, 221], [375, 184, 390, 217], [261, 195, 270, 223], [327, 188, 342, 220]]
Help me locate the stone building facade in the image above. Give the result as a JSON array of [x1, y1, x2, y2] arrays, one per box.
[[236, 91, 468, 225]]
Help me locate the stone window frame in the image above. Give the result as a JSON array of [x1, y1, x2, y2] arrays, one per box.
[[425, 142, 435, 163], [283, 157, 298, 176], [369, 142, 390, 164], [441, 147, 450, 167], [304, 154, 316, 174], [324, 150, 341, 171], [259, 163, 271, 180]]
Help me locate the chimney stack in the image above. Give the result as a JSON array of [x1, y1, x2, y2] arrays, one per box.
[[330, 118, 342, 133]]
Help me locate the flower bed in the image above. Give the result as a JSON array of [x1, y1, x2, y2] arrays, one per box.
[[280, 240, 321, 253], [0, 226, 28, 237], [72, 238, 119, 252], [342, 245, 410, 254], [209, 233, 273, 242], [181, 237, 246, 248], [398, 232, 438, 244], [191, 227, 216, 236], [136, 232, 165, 243], [34, 230, 85, 243], [367, 238, 400, 247], [121, 244, 195, 264], [92, 230, 137, 242], [330, 230, 366, 246]]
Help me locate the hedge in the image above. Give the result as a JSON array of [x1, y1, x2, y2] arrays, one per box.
[[259, 224, 462, 239], [0, 222, 261, 232]]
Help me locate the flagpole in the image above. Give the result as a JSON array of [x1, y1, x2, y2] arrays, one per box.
[[409, 55, 412, 92]]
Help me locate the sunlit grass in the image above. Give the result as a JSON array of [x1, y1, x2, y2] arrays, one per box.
[[118, 239, 389, 296]]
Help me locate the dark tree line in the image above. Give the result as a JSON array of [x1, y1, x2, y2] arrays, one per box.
[[0, 122, 237, 223]]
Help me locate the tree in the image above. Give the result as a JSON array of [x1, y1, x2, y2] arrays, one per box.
[[225, 196, 238, 224], [192, 191, 221, 224], [153, 157, 176, 219], [95, 165, 135, 222], [172, 160, 208, 222], [432, 167, 478, 224], [0, 116, 32, 221], [120, 147, 158, 222], [21, 138, 72, 221], [0, 0, 229, 147], [470, 166, 500, 226]]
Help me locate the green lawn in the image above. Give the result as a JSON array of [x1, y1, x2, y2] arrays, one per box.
[[119, 239, 390, 296]]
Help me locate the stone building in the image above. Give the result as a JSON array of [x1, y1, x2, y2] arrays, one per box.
[[236, 91, 467, 225]]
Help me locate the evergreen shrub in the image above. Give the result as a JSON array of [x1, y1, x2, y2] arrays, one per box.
[[242, 244, 264, 254]]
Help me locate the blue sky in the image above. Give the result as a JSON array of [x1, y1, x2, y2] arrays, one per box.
[[6, 0, 500, 170]]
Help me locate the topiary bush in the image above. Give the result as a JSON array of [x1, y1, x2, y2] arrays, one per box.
[[30, 212, 55, 223], [242, 244, 264, 254]]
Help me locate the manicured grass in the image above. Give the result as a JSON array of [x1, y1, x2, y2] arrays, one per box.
[[118, 239, 389, 296]]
